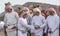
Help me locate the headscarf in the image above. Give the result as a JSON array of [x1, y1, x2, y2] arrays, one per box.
[[5, 6, 13, 10], [21, 7, 29, 17], [48, 8, 58, 16], [5, 6, 14, 11], [33, 8, 41, 15], [21, 7, 29, 13]]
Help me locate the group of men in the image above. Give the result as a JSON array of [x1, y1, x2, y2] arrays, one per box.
[[3, 2, 59, 36]]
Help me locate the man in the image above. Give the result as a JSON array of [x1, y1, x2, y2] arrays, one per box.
[[31, 8, 46, 36], [45, 8, 59, 36], [18, 8, 31, 36], [21, 7, 32, 36], [4, 6, 19, 36], [15, 7, 22, 17], [41, 9, 47, 18]]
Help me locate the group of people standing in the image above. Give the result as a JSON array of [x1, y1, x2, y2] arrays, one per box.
[[3, 2, 59, 36]]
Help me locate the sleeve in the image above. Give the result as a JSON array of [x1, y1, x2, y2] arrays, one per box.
[[18, 19, 24, 31], [30, 18, 35, 33], [40, 16, 47, 28], [4, 14, 7, 26], [55, 16, 59, 29], [28, 16, 32, 25], [15, 12, 19, 27], [15, 12, 19, 22], [41, 17, 48, 33]]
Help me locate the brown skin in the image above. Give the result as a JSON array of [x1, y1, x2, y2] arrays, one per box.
[[23, 13, 28, 19], [7, 9, 12, 13], [34, 25, 40, 30], [33, 12, 36, 16], [49, 11, 55, 15], [33, 11, 40, 17], [16, 7, 22, 17]]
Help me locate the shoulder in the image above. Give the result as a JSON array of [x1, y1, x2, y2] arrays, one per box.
[[5, 13, 8, 16], [40, 15, 45, 19], [12, 12, 18, 14], [55, 15, 59, 20]]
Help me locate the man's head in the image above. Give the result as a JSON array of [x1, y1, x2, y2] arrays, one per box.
[[33, 8, 41, 16], [21, 7, 29, 18], [5, 6, 13, 12], [48, 8, 56, 15], [41, 9, 47, 17], [5, 2, 11, 12]]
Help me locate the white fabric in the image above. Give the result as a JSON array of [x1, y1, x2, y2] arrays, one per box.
[[18, 17, 30, 36], [31, 15, 46, 36], [46, 15, 59, 36], [33, 8, 41, 14], [7, 30, 16, 36], [4, 12, 19, 36], [0, 21, 4, 30], [21, 7, 29, 13], [4, 12, 19, 25]]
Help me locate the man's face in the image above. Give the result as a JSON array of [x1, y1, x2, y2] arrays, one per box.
[[33, 11, 40, 16], [23, 13, 28, 18], [35, 11, 40, 16], [49, 11, 55, 15], [8, 9, 12, 12]]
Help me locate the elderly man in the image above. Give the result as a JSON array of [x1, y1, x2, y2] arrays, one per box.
[[31, 8, 46, 36], [45, 8, 59, 36], [4, 6, 19, 36]]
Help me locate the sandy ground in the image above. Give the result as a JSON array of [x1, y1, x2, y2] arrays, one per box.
[[0, 29, 5, 36]]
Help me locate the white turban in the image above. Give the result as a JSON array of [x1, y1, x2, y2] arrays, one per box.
[[33, 8, 41, 14]]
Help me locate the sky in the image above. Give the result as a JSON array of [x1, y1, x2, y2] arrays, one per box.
[[0, 0, 60, 13]]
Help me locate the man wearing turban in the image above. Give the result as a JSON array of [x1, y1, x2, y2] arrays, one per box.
[[45, 8, 59, 36], [31, 8, 46, 36], [4, 6, 19, 36]]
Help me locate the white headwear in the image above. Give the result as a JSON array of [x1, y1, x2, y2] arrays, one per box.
[[21, 7, 29, 13], [33, 8, 41, 14]]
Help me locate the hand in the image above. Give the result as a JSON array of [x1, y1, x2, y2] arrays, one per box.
[[34, 25, 40, 30], [11, 26, 16, 29], [49, 31, 53, 33]]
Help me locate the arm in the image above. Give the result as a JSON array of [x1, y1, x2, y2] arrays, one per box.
[[4, 14, 7, 26], [40, 17, 47, 28], [55, 16, 59, 28]]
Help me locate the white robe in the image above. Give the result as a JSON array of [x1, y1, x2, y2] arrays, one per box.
[[46, 15, 59, 36], [31, 15, 46, 36], [4, 12, 19, 36], [18, 17, 30, 36]]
